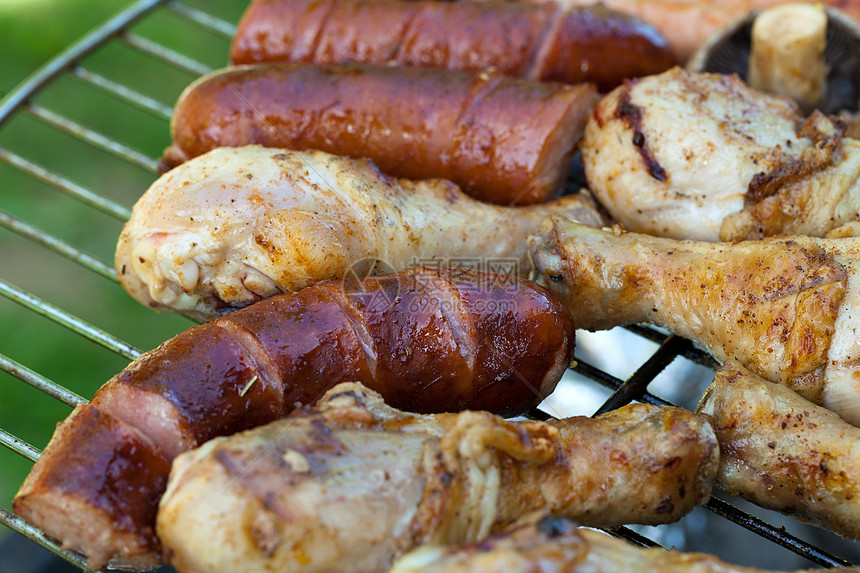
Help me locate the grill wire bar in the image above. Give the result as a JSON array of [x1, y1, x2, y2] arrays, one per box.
[[0, 427, 41, 463], [0, 0, 856, 570], [0, 148, 131, 219], [69, 65, 175, 121], [119, 32, 216, 77], [0, 508, 99, 573], [0, 0, 165, 130], [0, 211, 117, 280], [0, 279, 141, 361], [0, 353, 87, 408], [23, 104, 161, 173]]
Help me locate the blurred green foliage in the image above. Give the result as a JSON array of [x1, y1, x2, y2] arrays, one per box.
[[0, 0, 121, 93], [0, 0, 246, 537]]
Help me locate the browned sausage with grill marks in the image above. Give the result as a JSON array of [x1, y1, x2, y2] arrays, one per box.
[[229, 0, 676, 92], [14, 267, 574, 571], [160, 63, 598, 205], [13, 405, 170, 572]]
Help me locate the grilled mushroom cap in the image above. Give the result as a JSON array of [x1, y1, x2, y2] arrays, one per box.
[[688, 5, 860, 116]]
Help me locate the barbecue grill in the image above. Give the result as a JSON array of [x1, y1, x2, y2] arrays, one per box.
[[1, 1, 858, 570]]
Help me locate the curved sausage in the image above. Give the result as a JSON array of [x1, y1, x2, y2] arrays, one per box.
[[229, 0, 676, 92], [14, 267, 574, 570], [160, 63, 598, 205]]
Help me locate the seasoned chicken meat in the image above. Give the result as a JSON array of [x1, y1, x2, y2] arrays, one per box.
[[157, 382, 718, 573], [581, 67, 860, 241], [529, 216, 860, 426], [116, 146, 609, 319], [390, 515, 860, 572], [697, 362, 860, 540]]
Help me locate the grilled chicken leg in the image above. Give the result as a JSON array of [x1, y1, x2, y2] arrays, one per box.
[[116, 145, 609, 319], [697, 362, 860, 540], [529, 216, 860, 425], [390, 515, 860, 572], [581, 67, 860, 241], [157, 382, 718, 573]]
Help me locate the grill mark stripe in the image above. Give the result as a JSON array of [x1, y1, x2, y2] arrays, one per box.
[[413, 271, 477, 374], [530, 4, 565, 81], [213, 320, 286, 414], [309, 0, 340, 63], [394, 2, 424, 64], [322, 283, 380, 378], [616, 83, 667, 182]]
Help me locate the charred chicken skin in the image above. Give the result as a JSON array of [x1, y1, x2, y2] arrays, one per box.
[[157, 382, 718, 573]]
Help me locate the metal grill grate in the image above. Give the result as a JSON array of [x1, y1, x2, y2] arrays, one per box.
[[0, 1, 856, 570]]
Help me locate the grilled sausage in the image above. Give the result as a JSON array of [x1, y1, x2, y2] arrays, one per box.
[[156, 382, 718, 573], [12, 405, 170, 572], [229, 0, 676, 92], [14, 267, 574, 570], [512, 0, 860, 64], [160, 63, 598, 205]]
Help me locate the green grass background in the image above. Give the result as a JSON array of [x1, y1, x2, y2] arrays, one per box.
[[0, 0, 245, 538]]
